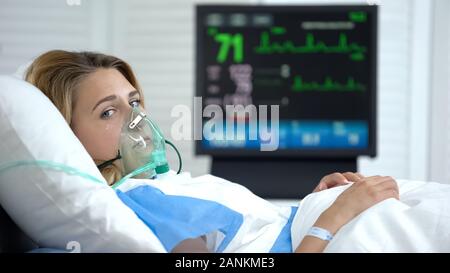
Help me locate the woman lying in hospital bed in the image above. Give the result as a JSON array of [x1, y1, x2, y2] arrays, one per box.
[[22, 50, 450, 253]]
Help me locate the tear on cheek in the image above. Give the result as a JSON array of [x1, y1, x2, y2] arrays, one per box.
[[104, 123, 120, 132]]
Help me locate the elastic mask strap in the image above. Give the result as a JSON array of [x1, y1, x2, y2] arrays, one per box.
[[96, 151, 122, 170], [0, 160, 107, 185], [165, 140, 182, 174]]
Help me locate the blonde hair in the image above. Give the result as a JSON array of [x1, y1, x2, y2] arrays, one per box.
[[25, 50, 145, 185]]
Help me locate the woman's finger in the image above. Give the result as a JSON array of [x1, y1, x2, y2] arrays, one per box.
[[342, 172, 363, 183], [322, 173, 350, 189], [371, 179, 399, 198], [363, 176, 399, 199], [312, 182, 325, 192], [313, 173, 347, 192], [328, 172, 349, 185], [363, 175, 386, 186], [380, 188, 400, 201]]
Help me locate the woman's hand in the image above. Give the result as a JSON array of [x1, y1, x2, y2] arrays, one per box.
[[296, 175, 399, 252], [328, 175, 399, 227], [313, 172, 365, 193]]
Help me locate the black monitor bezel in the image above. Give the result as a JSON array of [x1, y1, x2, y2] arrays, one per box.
[[195, 4, 377, 158]]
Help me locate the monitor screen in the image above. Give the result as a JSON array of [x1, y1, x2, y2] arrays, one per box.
[[195, 5, 377, 157]]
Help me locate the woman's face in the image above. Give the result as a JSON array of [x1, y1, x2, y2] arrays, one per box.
[[71, 68, 141, 163]]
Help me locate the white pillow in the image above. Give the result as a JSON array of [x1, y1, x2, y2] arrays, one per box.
[[0, 75, 166, 252]]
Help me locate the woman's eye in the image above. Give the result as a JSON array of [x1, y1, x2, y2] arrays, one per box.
[[130, 99, 141, 107], [101, 109, 115, 119]]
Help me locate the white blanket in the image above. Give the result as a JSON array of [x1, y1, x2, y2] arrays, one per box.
[[117, 171, 294, 253], [290, 179, 450, 252]]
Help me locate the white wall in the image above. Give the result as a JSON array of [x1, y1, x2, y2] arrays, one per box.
[[429, 0, 450, 184], [0, 0, 93, 73], [0, 0, 448, 183]]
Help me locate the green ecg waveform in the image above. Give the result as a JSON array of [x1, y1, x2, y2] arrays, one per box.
[[254, 31, 367, 62], [292, 76, 366, 92]]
